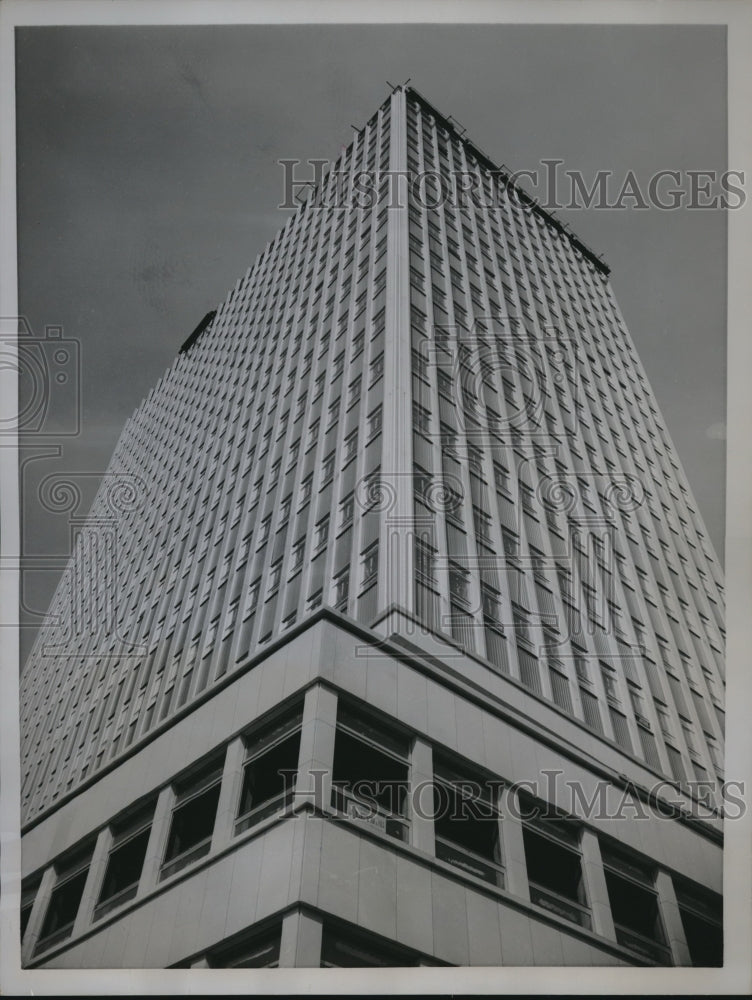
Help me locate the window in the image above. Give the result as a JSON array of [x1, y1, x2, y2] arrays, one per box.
[[257, 514, 271, 547], [161, 759, 223, 880], [413, 401, 431, 434], [437, 369, 453, 398], [609, 707, 633, 753], [334, 570, 349, 610], [347, 375, 362, 407], [343, 429, 358, 462], [480, 584, 500, 624], [340, 493, 354, 529], [521, 799, 590, 929], [320, 922, 424, 967], [267, 559, 282, 595], [322, 451, 336, 483], [94, 807, 153, 920], [473, 506, 492, 544], [290, 537, 305, 572], [206, 923, 282, 968], [299, 474, 313, 507], [327, 397, 341, 429], [235, 709, 302, 834], [493, 461, 511, 496], [20, 878, 39, 940], [278, 494, 292, 528], [601, 664, 620, 704], [314, 517, 329, 551], [331, 704, 409, 842], [307, 588, 323, 611], [675, 881, 723, 967], [549, 663, 573, 713], [361, 543, 378, 585], [369, 352, 384, 384], [448, 562, 470, 605], [601, 846, 670, 963], [432, 756, 504, 887], [35, 849, 91, 953], [307, 419, 320, 450], [367, 406, 382, 440], [242, 579, 261, 622]]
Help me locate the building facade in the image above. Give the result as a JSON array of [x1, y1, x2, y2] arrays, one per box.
[[19, 86, 724, 968]]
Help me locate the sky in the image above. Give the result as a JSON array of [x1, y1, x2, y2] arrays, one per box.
[[15, 23, 727, 664]]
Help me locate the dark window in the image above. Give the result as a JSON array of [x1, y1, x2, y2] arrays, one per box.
[[675, 882, 723, 967], [36, 851, 91, 952], [361, 543, 378, 585], [94, 807, 153, 919], [549, 665, 573, 713], [20, 879, 39, 940], [580, 687, 603, 733], [320, 923, 423, 967], [161, 760, 223, 879], [433, 756, 503, 887], [236, 709, 302, 833], [208, 923, 281, 968], [331, 705, 409, 842], [520, 802, 590, 929], [601, 846, 670, 964]]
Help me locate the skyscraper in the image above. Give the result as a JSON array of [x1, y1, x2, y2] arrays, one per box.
[[19, 85, 724, 969]]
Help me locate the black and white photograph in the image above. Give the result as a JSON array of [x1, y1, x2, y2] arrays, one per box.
[[1, 1, 750, 994]]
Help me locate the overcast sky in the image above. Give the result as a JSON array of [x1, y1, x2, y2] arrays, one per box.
[[15, 23, 727, 663]]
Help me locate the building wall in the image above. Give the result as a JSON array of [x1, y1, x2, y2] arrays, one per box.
[[399, 88, 725, 808], [22, 617, 721, 968]]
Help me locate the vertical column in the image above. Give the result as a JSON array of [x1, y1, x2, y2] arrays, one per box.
[[579, 828, 616, 940], [655, 870, 692, 966], [137, 784, 175, 894], [379, 85, 414, 618], [20, 866, 56, 965], [294, 684, 338, 813], [211, 737, 245, 853], [72, 827, 113, 936], [410, 737, 435, 855], [279, 908, 323, 968], [498, 785, 530, 902]]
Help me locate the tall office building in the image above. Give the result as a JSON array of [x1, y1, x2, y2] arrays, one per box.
[[20, 86, 725, 969]]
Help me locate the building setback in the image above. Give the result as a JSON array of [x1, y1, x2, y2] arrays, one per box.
[[20, 85, 724, 969]]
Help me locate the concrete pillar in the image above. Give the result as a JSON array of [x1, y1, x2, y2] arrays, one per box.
[[211, 737, 246, 852], [378, 85, 414, 618], [20, 865, 56, 965], [655, 869, 692, 966], [279, 909, 323, 968], [499, 784, 530, 902], [410, 737, 435, 855], [72, 826, 113, 936], [579, 828, 616, 940], [294, 684, 338, 813], [137, 784, 175, 893]]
